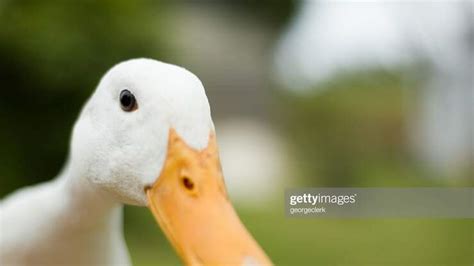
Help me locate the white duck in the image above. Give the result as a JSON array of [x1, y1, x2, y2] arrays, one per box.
[[0, 58, 271, 265]]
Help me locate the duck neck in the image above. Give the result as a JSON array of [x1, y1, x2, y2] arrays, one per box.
[[47, 163, 131, 265], [56, 162, 123, 229]]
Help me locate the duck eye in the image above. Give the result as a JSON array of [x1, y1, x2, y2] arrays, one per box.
[[120, 90, 137, 112]]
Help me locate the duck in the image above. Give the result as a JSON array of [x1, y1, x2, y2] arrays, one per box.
[[0, 58, 272, 266]]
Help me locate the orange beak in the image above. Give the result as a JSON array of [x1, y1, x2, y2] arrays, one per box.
[[146, 129, 272, 265]]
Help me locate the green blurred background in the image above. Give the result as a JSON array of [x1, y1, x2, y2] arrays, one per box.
[[0, 1, 472, 265]]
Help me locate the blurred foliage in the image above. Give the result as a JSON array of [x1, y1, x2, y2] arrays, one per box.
[[275, 69, 470, 187], [125, 206, 474, 265], [222, 0, 297, 26]]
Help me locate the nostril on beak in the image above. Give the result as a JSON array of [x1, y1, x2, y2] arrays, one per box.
[[181, 176, 195, 191]]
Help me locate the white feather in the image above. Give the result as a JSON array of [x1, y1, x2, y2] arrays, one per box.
[[0, 58, 215, 265]]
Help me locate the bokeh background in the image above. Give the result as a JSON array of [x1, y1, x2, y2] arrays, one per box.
[[0, 0, 472, 265]]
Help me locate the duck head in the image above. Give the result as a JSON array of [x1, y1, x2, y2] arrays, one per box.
[[69, 58, 271, 265]]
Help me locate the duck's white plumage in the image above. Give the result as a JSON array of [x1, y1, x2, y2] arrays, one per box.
[[0, 58, 214, 265]]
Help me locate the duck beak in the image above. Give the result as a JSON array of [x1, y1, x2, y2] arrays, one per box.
[[146, 129, 272, 265]]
